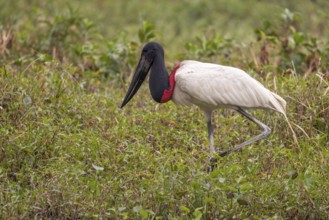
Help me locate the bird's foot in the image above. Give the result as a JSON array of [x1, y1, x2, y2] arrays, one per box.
[[219, 150, 229, 157], [209, 157, 218, 172]]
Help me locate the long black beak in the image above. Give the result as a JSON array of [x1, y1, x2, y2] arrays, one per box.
[[120, 54, 152, 108]]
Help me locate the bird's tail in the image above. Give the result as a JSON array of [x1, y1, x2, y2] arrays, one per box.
[[270, 92, 302, 148], [270, 92, 286, 115]]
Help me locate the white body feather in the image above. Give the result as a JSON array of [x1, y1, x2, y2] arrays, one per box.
[[172, 60, 286, 115]]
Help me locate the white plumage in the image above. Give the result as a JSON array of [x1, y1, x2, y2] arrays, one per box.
[[173, 60, 286, 115], [121, 42, 288, 170]]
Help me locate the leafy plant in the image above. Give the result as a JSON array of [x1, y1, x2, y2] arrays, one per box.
[[184, 33, 236, 63], [254, 8, 328, 74], [42, 5, 95, 61], [73, 21, 157, 81], [138, 21, 156, 44]]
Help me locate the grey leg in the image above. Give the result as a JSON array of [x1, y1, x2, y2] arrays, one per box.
[[205, 112, 215, 153], [219, 108, 271, 157], [203, 111, 218, 171]]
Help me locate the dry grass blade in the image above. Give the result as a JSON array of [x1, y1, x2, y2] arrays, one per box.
[[0, 27, 14, 56], [316, 72, 329, 96]]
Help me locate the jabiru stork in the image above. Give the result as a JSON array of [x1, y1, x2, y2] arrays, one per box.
[[121, 42, 286, 169]]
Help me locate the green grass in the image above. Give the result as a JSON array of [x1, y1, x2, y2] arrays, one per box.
[[1, 0, 329, 219], [1, 61, 328, 219]]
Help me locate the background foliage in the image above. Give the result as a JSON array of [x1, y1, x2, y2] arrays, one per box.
[[0, 0, 329, 219]]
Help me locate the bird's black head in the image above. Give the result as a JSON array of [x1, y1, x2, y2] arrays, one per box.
[[142, 42, 164, 58], [120, 42, 164, 108]]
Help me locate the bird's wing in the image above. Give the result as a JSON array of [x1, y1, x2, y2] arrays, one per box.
[[174, 60, 286, 114]]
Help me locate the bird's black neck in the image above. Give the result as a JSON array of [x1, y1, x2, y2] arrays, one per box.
[[149, 54, 170, 103]]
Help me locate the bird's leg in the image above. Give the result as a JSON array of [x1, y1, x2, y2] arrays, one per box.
[[204, 111, 218, 171], [219, 108, 271, 157], [206, 114, 215, 154]]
